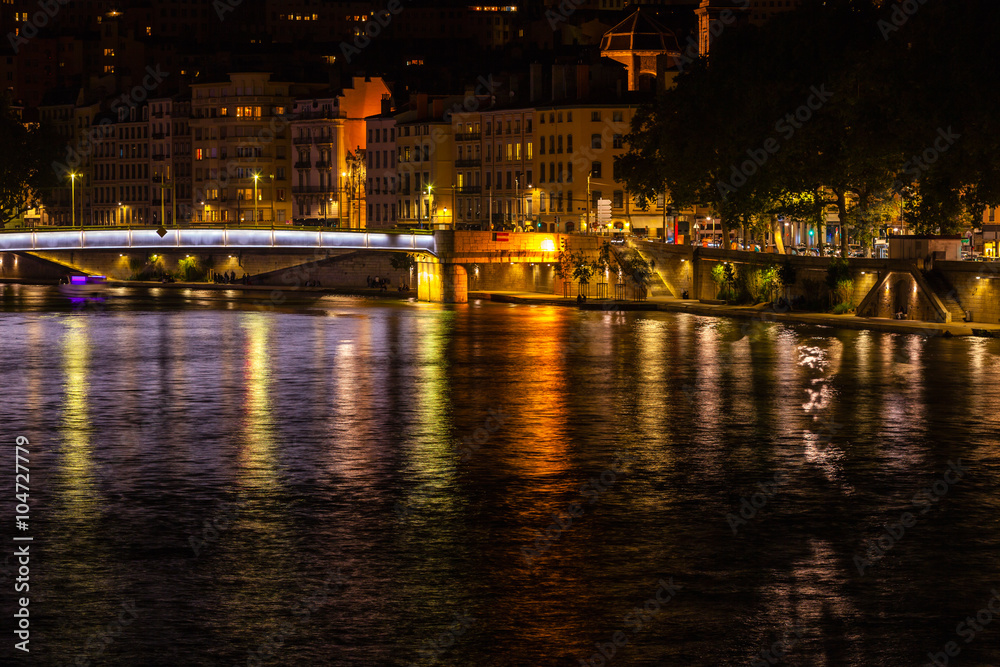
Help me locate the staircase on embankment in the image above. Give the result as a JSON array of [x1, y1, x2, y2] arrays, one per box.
[[923, 268, 967, 322]]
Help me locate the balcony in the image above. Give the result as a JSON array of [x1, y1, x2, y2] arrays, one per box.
[[293, 109, 341, 121], [314, 135, 334, 145], [153, 111, 164, 119], [152, 132, 165, 140], [455, 159, 481, 168], [292, 185, 337, 195], [294, 161, 311, 169], [293, 136, 313, 145], [152, 154, 166, 162], [314, 161, 331, 169], [457, 186, 482, 194], [455, 132, 481, 141]]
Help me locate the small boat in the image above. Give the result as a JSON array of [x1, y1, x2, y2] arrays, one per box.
[[971, 328, 1000, 338], [58, 275, 109, 297]]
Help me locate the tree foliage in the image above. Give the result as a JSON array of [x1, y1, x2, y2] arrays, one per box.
[[615, 0, 1000, 251], [0, 94, 60, 228]]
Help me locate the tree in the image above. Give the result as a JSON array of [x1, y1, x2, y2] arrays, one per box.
[[0, 94, 60, 228], [389, 252, 417, 272]]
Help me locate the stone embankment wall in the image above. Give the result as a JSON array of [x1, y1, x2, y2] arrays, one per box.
[[632, 240, 1000, 324]]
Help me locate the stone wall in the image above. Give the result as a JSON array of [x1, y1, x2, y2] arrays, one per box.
[[0, 252, 81, 283], [937, 261, 1000, 324]]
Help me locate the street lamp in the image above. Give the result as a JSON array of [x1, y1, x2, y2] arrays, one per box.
[[252, 172, 260, 226], [69, 172, 78, 227], [341, 171, 347, 229]]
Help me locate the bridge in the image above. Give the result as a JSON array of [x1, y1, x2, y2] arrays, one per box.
[[0, 227, 437, 255], [0, 227, 594, 302]]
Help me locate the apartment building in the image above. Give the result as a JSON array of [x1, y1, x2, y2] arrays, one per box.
[[289, 77, 388, 227], [365, 114, 397, 229], [189, 73, 324, 224], [394, 116, 454, 229]]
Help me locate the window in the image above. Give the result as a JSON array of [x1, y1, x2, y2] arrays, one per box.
[[485, 122, 491, 135], [526, 142, 532, 160], [526, 119, 532, 133], [567, 112, 572, 122], [592, 134, 602, 150], [539, 115, 545, 125], [613, 190, 624, 209], [567, 134, 573, 152], [591, 111, 601, 122], [195, 148, 203, 160], [527, 170, 532, 185], [539, 137, 545, 155], [566, 163, 573, 183], [539, 166, 545, 184], [557, 163, 563, 183], [549, 113, 555, 123], [557, 135, 563, 153], [613, 134, 623, 149], [613, 111, 623, 122], [591, 161, 602, 178]]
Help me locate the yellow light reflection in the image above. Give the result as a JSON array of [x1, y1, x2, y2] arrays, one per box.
[[239, 314, 278, 491], [60, 319, 98, 512]]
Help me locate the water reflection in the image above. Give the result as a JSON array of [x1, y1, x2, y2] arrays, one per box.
[[0, 287, 998, 666]]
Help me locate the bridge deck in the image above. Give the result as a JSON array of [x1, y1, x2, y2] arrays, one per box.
[[0, 228, 436, 255]]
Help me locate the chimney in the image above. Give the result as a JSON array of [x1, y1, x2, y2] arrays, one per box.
[[551, 64, 568, 102], [576, 64, 590, 100], [529, 63, 544, 103]]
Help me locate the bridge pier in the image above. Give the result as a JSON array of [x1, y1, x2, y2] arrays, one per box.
[[417, 261, 468, 303]]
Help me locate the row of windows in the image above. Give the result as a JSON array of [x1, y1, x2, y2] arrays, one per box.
[[367, 127, 396, 144]]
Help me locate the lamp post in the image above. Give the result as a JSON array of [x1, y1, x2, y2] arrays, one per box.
[[69, 172, 77, 227], [253, 172, 260, 226], [340, 171, 347, 229]]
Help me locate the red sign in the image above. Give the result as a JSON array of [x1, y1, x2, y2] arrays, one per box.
[[493, 232, 509, 242]]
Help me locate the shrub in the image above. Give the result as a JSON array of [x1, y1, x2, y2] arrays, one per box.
[[832, 302, 856, 314]]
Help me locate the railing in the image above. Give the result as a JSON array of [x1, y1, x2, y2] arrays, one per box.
[[293, 136, 313, 145], [455, 132, 481, 141], [152, 132, 165, 140], [292, 185, 338, 195], [314, 161, 331, 169], [455, 159, 482, 168], [457, 186, 482, 194], [0, 226, 437, 254], [294, 161, 311, 169], [152, 155, 166, 161], [314, 135, 334, 144]]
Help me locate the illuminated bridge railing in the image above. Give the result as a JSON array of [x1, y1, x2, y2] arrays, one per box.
[[0, 228, 437, 256]]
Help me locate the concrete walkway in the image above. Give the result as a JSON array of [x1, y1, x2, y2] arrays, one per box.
[[469, 291, 1000, 337]]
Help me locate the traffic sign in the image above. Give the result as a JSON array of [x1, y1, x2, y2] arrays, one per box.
[[596, 199, 612, 223]]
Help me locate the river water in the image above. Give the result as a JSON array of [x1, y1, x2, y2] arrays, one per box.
[[1, 284, 999, 667]]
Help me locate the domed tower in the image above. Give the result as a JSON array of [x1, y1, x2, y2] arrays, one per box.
[[600, 8, 682, 92]]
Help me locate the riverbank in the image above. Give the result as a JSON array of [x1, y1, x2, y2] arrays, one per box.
[[470, 290, 1000, 337]]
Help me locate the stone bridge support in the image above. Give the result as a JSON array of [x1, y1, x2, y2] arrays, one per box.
[[417, 261, 468, 303]]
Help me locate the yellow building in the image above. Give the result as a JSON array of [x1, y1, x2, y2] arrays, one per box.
[[189, 73, 325, 224], [395, 114, 455, 229]]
